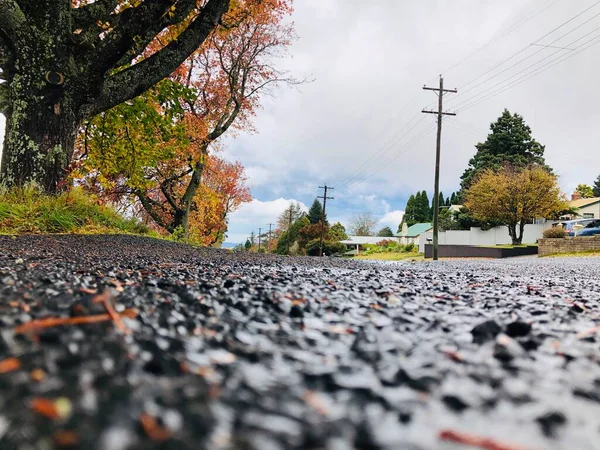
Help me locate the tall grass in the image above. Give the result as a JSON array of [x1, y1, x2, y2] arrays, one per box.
[[0, 185, 150, 235]]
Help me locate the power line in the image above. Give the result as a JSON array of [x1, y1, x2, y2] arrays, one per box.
[[451, 24, 600, 111], [335, 112, 424, 188], [446, 121, 482, 138], [458, 31, 600, 112], [457, 0, 600, 91], [340, 122, 437, 192], [446, 11, 600, 111], [438, 0, 561, 77]]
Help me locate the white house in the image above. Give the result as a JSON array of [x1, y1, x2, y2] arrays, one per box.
[[340, 236, 400, 255], [395, 223, 433, 245], [569, 194, 600, 219]]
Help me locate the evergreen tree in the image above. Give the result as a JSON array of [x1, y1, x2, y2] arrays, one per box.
[[594, 175, 600, 197], [438, 192, 445, 210], [417, 190, 431, 223], [403, 194, 417, 227], [328, 222, 348, 241], [307, 199, 325, 224], [276, 202, 306, 236], [576, 184, 594, 199], [377, 226, 394, 237], [244, 239, 252, 251], [275, 216, 310, 255], [450, 192, 459, 205], [460, 109, 550, 193]]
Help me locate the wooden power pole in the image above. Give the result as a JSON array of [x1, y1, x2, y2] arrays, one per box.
[[318, 184, 334, 256], [267, 223, 273, 253], [258, 227, 262, 252], [422, 76, 457, 261]]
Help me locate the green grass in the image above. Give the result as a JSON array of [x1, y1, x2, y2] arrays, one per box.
[[355, 252, 424, 261], [0, 185, 151, 235], [477, 244, 538, 249], [542, 249, 600, 258]]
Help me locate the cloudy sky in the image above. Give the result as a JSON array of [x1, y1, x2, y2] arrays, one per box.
[[2, 0, 600, 245]]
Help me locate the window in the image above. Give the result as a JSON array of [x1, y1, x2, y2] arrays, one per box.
[[583, 213, 594, 219]]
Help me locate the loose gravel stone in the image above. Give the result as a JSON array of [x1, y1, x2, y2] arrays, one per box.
[[1, 235, 600, 449]]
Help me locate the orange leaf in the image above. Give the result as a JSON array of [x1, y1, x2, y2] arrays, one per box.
[[0, 357, 21, 373]]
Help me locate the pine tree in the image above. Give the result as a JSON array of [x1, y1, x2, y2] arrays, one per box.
[[404, 194, 417, 227], [418, 190, 431, 223], [460, 109, 550, 193], [377, 226, 394, 237], [594, 175, 600, 197], [307, 199, 325, 224]]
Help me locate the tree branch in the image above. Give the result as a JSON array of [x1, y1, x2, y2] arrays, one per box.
[[0, 0, 34, 52], [135, 189, 170, 231], [0, 29, 14, 82], [72, 0, 119, 30], [90, 0, 178, 75], [114, 0, 198, 68], [87, 0, 230, 117]]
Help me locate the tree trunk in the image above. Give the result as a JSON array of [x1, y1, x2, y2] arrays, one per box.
[[516, 220, 526, 245], [507, 223, 519, 245], [169, 158, 206, 238], [0, 1, 82, 193], [1, 77, 79, 192]]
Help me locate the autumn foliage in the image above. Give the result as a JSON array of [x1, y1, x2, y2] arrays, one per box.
[[73, 0, 296, 243], [464, 166, 567, 245]]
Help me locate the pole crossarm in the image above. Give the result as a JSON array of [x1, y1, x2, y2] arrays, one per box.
[[422, 110, 457, 116], [423, 86, 458, 93]]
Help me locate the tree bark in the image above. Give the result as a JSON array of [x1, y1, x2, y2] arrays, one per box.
[[168, 159, 205, 238], [1, 69, 80, 191], [507, 222, 524, 245], [0, 0, 230, 192]]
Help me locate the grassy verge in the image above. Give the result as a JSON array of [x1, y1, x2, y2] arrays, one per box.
[[478, 244, 538, 249], [542, 250, 600, 258], [355, 252, 424, 261], [0, 185, 152, 235]]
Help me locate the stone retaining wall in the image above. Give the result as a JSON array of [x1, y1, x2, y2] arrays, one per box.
[[538, 236, 600, 256]]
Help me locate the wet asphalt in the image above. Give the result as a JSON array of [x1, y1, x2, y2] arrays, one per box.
[[0, 234, 599, 450]]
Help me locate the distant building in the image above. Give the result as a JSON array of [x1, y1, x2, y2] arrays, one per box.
[[568, 191, 600, 219], [395, 223, 433, 245], [340, 235, 401, 255]]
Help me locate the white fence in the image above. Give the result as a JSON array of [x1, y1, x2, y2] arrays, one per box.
[[418, 223, 553, 253]]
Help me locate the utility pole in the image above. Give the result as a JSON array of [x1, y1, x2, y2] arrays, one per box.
[[268, 223, 273, 253], [422, 76, 457, 261], [318, 184, 334, 257], [258, 227, 262, 252]]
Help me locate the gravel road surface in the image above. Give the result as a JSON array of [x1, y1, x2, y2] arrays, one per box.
[[1, 235, 600, 450]]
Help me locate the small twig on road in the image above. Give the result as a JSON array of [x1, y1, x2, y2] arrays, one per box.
[[439, 429, 531, 450], [14, 309, 138, 334], [0, 357, 21, 373]]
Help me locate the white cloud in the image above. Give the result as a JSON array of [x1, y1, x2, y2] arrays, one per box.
[[378, 210, 405, 232], [225, 197, 309, 243]]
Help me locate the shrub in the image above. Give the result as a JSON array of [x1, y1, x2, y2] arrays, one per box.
[[306, 239, 346, 256], [404, 243, 417, 252], [543, 227, 567, 238]]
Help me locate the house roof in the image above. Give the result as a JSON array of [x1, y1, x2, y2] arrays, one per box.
[[570, 197, 600, 209], [340, 236, 400, 245], [398, 223, 432, 237]]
